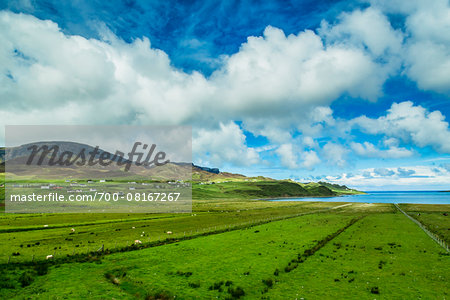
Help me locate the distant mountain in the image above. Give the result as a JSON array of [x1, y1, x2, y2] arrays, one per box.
[[1, 142, 363, 197], [192, 164, 220, 174], [4, 141, 132, 164], [0, 147, 4, 163], [0, 141, 242, 181]]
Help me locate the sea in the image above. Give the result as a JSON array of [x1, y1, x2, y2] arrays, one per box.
[[269, 191, 450, 204]]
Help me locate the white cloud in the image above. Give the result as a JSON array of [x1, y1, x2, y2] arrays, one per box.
[[373, 167, 395, 176], [353, 101, 450, 153], [328, 165, 450, 190], [320, 7, 403, 58], [322, 142, 348, 167], [1, 2, 450, 171], [192, 122, 259, 167], [302, 136, 318, 148], [370, 0, 450, 94], [275, 143, 299, 169], [350, 141, 413, 158], [404, 1, 450, 93], [301, 150, 321, 169]]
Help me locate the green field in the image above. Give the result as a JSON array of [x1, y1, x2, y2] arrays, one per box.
[[399, 203, 450, 244], [0, 200, 448, 299]]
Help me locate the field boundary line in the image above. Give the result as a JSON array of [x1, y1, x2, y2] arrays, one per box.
[[260, 215, 364, 295], [394, 203, 449, 252], [1, 204, 351, 267]]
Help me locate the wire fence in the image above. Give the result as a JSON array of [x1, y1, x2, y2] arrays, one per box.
[[394, 204, 449, 253]]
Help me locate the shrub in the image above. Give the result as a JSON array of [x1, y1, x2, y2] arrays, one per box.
[[188, 281, 201, 288], [19, 271, 35, 287], [0, 274, 16, 289], [35, 263, 49, 276], [176, 270, 193, 277], [370, 286, 380, 294], [228, 286, 245, 299], [145, 290, 173, 300], [209, 281, 224, 290], [262, 278, 273, 287]]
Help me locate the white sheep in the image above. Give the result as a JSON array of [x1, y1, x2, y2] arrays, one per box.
[[166, 231, 173, 235], [46, 255, 53, 260], [71, 228, 76, 232], [134, 240, 142, 244]]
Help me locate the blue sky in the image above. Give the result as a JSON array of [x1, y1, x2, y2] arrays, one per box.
[[1, 0, 450, 190]]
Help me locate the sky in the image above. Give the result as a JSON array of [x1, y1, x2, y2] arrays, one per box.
[[0, 0, 450, 190]]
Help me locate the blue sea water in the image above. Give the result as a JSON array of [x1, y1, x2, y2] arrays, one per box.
[[269, 191, 450, 204]]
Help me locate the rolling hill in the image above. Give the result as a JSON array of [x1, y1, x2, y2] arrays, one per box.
[[1, 141, 363, 198]]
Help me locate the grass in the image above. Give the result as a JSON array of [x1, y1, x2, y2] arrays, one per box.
[[0, 209, 448, 299], [264, 212, 450, 299], [0, 201, 347, 264], [0, 191, 448, 299], [399, 204, 450, 244], [0, 212, 357, 299]]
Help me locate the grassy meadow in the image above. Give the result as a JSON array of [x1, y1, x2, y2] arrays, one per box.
[[0, 175, 449, 298], [0, 197, 448, 299]]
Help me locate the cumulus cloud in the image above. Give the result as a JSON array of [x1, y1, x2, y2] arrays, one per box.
[[320, 7, 403, 58], [0, 10, 400, 167], [350, 141, 413, 158], [301, 150, 321, 169], [328, 164, 450, 190], [374, 168, 395, 176], [275, 144, 299, 169], [397, 167, 415, 177], [405, 3, 450, 93], [192, 122, 259, 167], [352, 101, 450, 153], [1, 1, 449, 172], [371, 0, 450, 94], [322, 142, 348, 167]]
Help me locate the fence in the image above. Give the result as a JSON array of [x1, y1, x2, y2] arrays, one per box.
[[3, 205, 347, 265], [394, 204, 449, 253]]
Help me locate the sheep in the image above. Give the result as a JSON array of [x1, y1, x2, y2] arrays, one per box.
[[166, 231, 173, 235], [46, 255, 53, 260], [134, 240, 142, 244], [71, 228, 76, 233], [43, 225, 48, 227], [132, 226, 135, 229]]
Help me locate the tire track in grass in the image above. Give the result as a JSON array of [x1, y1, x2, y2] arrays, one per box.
[[259, 215, 364, 296]]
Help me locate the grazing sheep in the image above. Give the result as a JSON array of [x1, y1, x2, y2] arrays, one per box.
[[46, 255, 53, 260], [132, 226, 135, 229], [71, 228, 76, 232], [167, 231, 173, 235], [43, 225, 48, 227], [134, 240, 142, 244]]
